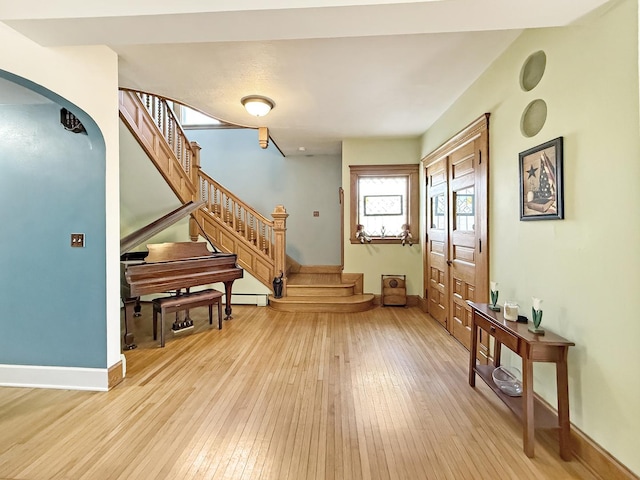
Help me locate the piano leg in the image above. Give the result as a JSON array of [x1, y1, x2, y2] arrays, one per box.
[[122, 298, 138, 350], [223, 280, 234, 320], [134, 298, 142, 317]]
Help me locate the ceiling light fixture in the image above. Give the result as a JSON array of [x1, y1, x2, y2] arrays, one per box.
[[241, 95, 275, 117]]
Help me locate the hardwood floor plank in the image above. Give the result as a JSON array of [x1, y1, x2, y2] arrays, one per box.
[[0, 305, 599, 480]]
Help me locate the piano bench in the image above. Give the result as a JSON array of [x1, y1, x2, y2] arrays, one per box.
[[152, 289, 223, 347]]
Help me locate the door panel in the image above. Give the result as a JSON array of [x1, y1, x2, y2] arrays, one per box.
[[423, 114, 490, 360], [426, 158, 448, 327], [449, 141, 479, 349]]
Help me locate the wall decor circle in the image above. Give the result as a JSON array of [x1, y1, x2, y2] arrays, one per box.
[[520, 50, 547, 92], [521, 99, 547, 137]]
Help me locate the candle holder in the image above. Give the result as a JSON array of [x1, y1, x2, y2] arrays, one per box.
[[489, 281, 500, 311]]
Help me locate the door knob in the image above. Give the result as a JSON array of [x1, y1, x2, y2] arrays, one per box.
[[446, 260, 453, 266]]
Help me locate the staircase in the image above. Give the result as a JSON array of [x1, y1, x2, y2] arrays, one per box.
[[119, 88, 374, 313], [269, 269, 375, 313]]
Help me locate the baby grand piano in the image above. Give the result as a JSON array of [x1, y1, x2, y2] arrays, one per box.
[[120, 201, 243, 350]]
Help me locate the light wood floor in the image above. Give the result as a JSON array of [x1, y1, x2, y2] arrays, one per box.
[[0, 305, 597, 480]]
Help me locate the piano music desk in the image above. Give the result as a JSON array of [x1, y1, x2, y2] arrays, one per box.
[[152, 289, 223, 347]]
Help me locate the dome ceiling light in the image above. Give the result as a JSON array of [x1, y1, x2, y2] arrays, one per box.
[[241, 95, 275, 117]]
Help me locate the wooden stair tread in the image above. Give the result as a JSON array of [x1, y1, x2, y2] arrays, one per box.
[[274, 270, 370, 312], [269, 294, 375, 313], [273, 294, 373, 303]]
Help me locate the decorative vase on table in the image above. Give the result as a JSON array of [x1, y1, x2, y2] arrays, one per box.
[[489, 281, 500, 311], [272, 271, 284, 299], [528, 297, 545, 335]]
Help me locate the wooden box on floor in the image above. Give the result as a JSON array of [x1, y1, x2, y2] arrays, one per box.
[[381, 274, 407, 306]]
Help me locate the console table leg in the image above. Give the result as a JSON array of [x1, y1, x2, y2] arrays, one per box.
[[557, 347, 572, 460], [523, 345, 535, 458], [494, 340, 502, 368], [469, 322, 478, 387]]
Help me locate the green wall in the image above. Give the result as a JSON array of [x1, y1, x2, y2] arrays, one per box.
[[420, 0, 640, 474], [342, 138, 422, 295]]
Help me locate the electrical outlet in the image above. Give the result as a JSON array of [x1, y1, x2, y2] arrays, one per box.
[[71, 233, 85, 247], [313, 211, 320, 217]]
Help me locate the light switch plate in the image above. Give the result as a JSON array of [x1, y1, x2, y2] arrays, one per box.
[[71, 233, 85, 247]]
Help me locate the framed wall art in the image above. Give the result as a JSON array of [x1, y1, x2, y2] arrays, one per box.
[[519, 137, 564, 220]]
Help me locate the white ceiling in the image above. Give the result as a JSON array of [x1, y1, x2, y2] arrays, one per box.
[[0, 0, 611, 156]]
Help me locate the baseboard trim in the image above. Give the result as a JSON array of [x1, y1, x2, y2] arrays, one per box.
[[570, 429, 638, 480], [0, 364, 110, 391], [407, 295, 420, 307], [536, 395, 638, 479], [373, 294, 421, 308], [417, 296, 428, 312], [108, 360, 124, 389], [229, 293, 268, 306]]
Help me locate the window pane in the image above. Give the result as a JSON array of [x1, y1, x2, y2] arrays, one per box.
[[182, 106, 221, 126], [364, 195, 403, 216], [455, 186, 475, 231], [431, 194, 446, 229], [358, 176, 407, 236]]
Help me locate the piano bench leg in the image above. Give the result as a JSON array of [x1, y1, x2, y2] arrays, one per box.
[[152, 309, 158, 340], [151, 303, 166, 347], [152, 291, 223, 346], [160, 309, 166, 347], [206, 300, 223, 330]]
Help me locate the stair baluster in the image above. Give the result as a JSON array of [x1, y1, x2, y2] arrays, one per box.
[[119, 88, 285, 292]]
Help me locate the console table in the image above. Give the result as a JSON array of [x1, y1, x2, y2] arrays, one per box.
[[468, 302, 574, 460]]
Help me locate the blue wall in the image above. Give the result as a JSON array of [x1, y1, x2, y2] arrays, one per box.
[[0, 75, 107, 368], [189, 128, 342, 265]]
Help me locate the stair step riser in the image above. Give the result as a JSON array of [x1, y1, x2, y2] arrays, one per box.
[[269, 299, 374, 313], [268, 294, 375, 313], [287, 285, 354, 297]]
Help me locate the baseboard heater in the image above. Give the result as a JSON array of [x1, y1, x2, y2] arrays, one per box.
[[227, 293, 268, 307]]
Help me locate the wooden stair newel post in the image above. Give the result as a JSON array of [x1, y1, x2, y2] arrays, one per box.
[[272, 205, 289, 297], [189, 141, 202, 242]]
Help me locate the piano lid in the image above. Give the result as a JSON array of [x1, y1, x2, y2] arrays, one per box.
[[144, 242, 214, 263], [120, 200, 205, 256]]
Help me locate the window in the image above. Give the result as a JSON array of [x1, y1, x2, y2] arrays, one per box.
[[180, 105, 221, 127], [172, 104, 231, 130], [350, 164, 419, 244]]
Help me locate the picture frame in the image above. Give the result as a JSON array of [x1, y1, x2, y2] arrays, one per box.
[[519, 137, 564, 221]]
